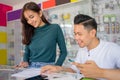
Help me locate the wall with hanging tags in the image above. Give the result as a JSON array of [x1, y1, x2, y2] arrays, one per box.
[[92, 0, 120, 45], [0, 3, 12, 65]]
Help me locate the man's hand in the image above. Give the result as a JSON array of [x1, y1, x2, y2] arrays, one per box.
[[41, 65, 62, 74], [73, 60, 104, 78]]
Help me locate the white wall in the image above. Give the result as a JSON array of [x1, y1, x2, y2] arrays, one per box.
[[0, 27, 7, 49], [13, 0, 47, 10]]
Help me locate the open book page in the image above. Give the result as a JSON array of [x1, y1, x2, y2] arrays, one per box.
[[11, 68, 41, 79]]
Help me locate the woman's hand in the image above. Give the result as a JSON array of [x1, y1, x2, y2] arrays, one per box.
[[14, 61, 29, 69], [19, 61, 29, 68]]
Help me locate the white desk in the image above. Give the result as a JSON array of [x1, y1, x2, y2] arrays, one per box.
[[0, 69, 24, 80], [0, 65, 24, 80], [0, 65, 83, 80]]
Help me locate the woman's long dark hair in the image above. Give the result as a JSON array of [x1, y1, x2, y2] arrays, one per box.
[[21, 2, 50, 45]]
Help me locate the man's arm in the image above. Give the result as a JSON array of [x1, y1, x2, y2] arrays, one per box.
[[73, 60, 120, 80], [102, 69, 120, 80], [41, 65, 75, 74]]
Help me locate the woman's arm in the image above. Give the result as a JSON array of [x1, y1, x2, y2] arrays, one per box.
[[23, 45, 30, 62], [55, 24, 67, 66]]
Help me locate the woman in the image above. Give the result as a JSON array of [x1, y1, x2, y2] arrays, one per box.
[[18, 2, 67, 68]]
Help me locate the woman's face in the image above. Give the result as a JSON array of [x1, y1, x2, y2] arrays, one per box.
[[24, 10, 43, 28]]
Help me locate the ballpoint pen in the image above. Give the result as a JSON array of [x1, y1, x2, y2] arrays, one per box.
[[68, 58, 74, 62], [68, 59, 83, 79]]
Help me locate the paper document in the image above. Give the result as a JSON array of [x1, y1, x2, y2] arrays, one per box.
[[45, 72, 83, 80], [11, 68, 41, 79]]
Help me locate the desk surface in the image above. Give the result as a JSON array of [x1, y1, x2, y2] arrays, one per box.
[[0, 65, 24, 80], [0, 69, 81, 80], [0, 65, 85, 80], [0, 69, 94, 80]]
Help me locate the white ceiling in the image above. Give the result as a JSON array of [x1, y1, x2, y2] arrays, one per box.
[[0, 0, 46, 6]]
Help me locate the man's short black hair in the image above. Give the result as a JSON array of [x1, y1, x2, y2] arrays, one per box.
[[74, 14, 97, 31]]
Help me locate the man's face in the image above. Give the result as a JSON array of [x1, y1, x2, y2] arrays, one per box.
[[74, 24, 94, 48]]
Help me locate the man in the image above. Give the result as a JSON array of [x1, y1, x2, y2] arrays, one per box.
[[41, 14, 120, 80]]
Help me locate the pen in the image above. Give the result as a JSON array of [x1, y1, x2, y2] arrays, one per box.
[[68, 59, 83, 79], [68, 58, 74, 62]]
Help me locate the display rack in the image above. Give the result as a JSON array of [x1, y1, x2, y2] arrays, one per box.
[[92, 0, 120, 45]]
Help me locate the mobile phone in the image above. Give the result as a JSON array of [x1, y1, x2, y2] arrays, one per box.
[[25, 75, 48, 80], [68, 59, 74, 62]]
